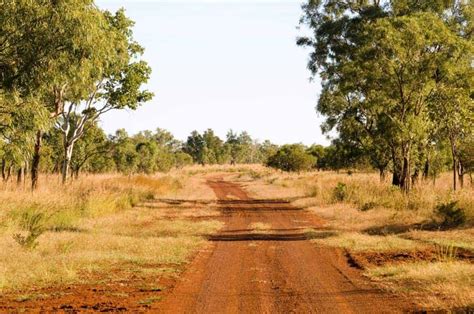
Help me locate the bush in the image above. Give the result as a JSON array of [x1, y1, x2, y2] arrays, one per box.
[[332, 182, 348, 202], [266, 144, 316, 172], [435, 201, 466, 229], [360, 201, 377, 212], [12, 208, 48, 249]]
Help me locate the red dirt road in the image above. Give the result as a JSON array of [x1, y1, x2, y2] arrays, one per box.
[[158, 178, 411, 313]]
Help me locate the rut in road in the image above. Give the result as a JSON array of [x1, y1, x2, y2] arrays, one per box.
[[158, 178, 412, 314]]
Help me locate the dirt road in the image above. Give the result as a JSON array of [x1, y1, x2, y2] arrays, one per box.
[[158, 178, 410, 313]]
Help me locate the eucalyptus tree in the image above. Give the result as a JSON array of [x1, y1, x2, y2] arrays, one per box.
[[298, 0, 473, 192], [429, 63, 474, 190], [70, 123, 112, 177], [111, 129, 139, 175], [1, 0, 108, 189], [184, 131, 206, 164], [57, 9, 153, 183]]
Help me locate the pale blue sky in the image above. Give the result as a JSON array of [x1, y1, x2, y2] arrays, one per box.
[[96, 0, 326, 145]]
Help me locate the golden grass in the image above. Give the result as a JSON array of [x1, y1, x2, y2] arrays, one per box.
[[404, 229, 474, 252], [240, 168, 473, 230], [0, 172, 223, 292], [308, 231, 426, 252], [367, 262, 474, 309], [2, 165, 473, 310], [249, 222, 272, 232], [235, 165, 474, 310], [0, 233, 205, 291]]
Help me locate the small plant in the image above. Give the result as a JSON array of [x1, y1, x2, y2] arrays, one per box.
[[332, 182, 348, 202], [435, 243, 458, 262], [360, 201, 377, 212], [138, 296, 162, 305], [12, 210, 47, 249], [435, 201, 466, 229], [306, 185, 319, 197], [249, 170, 263, 179]]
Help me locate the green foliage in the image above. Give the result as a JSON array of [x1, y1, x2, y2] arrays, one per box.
[[266, 144, 316, 172], [174, 152, 194, 169], [12, 208, 47, 249], [298, 0, 473, 191], [435, 201, 466, 229], [183, 129, 273, 166], [332, 183, 348, 202]]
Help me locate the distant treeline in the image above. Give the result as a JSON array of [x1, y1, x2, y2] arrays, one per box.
[[1, 119, 470, 183]]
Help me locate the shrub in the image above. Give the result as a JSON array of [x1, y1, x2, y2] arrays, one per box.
[[266, 144, 316, 172], [332, 182, 348, 202], [435, 201, 466, 229], [360, 201, 377, 212], [12, 209, 48, 249]]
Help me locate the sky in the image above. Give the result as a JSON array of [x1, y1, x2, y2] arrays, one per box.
[[95, 0, 327, 145]]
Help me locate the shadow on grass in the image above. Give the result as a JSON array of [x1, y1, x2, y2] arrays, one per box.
[[363, 221, 440, 235]]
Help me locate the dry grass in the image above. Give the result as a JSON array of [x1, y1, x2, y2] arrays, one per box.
[[249, 222, 272, 233], [307, 231, 426, 252], [367, 262, 474, 309], [246, 171, 472, 220], [236, 165, 474, 310], [2, 165, 473, 310], [404, 229, 474, 252], [0, 172, 223, 293]]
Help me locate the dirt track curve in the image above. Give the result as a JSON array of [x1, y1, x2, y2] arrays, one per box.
[[158, 178, 411, 314]]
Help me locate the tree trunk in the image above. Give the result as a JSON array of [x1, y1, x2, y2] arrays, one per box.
[[31, 130, 43, 190], [400, 155, 410, 193], [422, 159, 429, 180], [6, 165, 12, 182], [458, 161, 464, 189], [61, 144, 74, 184], [412, 168, 419, 186], [452, 158, 457, 191], [379, 167, 386, 182], [17, 167, 23, 186], [391, 147, 402, 187], [1, 159, 6, 181], [450, 137, 457, 191], [392, 172, 400, 186]]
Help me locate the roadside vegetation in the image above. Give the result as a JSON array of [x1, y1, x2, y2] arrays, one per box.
[[0, 173, 222, 296], [234, 166, 473, 310]]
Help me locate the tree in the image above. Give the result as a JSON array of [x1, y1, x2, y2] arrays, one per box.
[[259, 140, 279, 164], [111, 129, 138, 175], [428, 59, 473, 190], [57, 9, 152, 183], [226, 131, 258, 164], [69, 122, 112, 178], [267, 144, 316, 172], [184, 131, 206, 165], [1, 0, 106, 189], [298, 1, 473, 192], [174, 152, 194, 169]]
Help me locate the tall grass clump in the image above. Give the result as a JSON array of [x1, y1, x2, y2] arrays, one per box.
[[0, 174, 179, 235], [435, 201, 466, 229], [12, 208, 48, 249]]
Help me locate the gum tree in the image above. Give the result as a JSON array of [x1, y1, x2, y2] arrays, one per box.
[[298, 0, 473, 192], [57, 9, 153, 183]]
